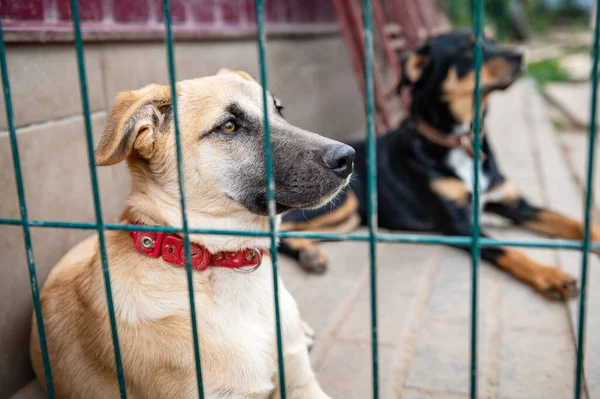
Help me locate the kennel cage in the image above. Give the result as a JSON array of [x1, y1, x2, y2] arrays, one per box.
[[0, 0, 599, 398]]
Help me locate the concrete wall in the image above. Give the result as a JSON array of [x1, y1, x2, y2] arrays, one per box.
[[0, 35, 365, 397]]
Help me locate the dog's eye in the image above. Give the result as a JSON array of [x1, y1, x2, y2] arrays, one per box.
[[220, 121, 237, 133]]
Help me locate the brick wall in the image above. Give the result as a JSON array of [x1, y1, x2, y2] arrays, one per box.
[[1, 0, 338, 42]]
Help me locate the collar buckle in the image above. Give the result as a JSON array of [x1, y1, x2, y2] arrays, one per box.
[[130, 222, 263, 273]]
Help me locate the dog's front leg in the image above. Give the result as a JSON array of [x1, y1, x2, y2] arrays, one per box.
[[485, 188, 600, 253], [270, 347, 329, 399], [430, 178, 578, 300]]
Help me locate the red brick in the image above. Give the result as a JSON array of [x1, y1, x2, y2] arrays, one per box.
[[298, 0, 318, 22], [286, 0, 302, 23], [265, 0, 280, 22], [155, 0, 187, 23], [244, 0, 256, 24], [190, 0, 214, 23], [113, 0, 149, 22], [57, 0, 103, 21], [221, 0, 240, 24], [318, 0, 335, 22], [1, 0, 44, 20]]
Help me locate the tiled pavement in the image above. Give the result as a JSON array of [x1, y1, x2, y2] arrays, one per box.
[[278, 80, 600, 398]]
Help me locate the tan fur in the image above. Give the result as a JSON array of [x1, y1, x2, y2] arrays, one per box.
[[522, 210, 600, 244], [31, 71, 330, 399], [485, 181, 519, 204], [280, 190, 359, 231], [496, 248, 577, 300], [430, 178, 470, 204], [441, 60, 510, 124], [403, 53, 430, 84]]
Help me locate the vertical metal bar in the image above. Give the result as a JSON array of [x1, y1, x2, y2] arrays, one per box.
[[161, 1, 205, 397], [469, 1, 484, 398], [69, 1, 127, 396], [0, 20, 56, 399], [362, 0, 380, 397], [574, 3, 600, 398], [254, 0, 287, 397]]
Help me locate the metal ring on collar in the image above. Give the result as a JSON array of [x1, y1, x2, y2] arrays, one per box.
[[233, 247, 263, 273]]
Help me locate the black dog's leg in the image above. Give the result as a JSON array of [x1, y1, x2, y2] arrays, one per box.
[[279, 190, 360, 274], [485, 194, 600, 248], [430, 178, 578, 300], [278, 238, 327, 274]]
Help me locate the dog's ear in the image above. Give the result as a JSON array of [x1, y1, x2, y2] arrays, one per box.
[[396, 44, 430, 92], [95, 84, 172, 166]]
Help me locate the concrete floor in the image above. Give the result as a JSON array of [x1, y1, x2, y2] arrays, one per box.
[[277, 80, 600, 398]]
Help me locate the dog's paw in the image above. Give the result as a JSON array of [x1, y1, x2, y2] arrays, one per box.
[[298, 250, 327, 274], [301, 319, 316, 352], [535, 267, 579, 301]]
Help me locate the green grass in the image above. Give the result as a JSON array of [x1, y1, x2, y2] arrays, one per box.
[[527, 58, 571, 87], [445, 0, 590, 40], [551, 117, 567, 131]]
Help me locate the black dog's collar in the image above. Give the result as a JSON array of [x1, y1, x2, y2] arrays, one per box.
[[411, 118, 486, 160]]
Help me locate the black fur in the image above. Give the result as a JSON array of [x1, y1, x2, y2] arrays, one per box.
[[280, 30, 583, 299]]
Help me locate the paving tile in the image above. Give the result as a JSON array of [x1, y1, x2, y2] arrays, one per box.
[[498, 329, 575, 399], [526, 78, 600, 396], [337, 281, 414, 345], [317, 341, 393, 399], [316, 239, 372, 284], [291, 275, 359, 335], [500, 275, 571, 334], [423, 247, 493, 325], [334, 241, 438, 344], [400, 388, 468, 399], [424, 274, 490, 325], [560, 53, 592, 81], [545, 82, 595, 128], [404, 322, 485, 396]]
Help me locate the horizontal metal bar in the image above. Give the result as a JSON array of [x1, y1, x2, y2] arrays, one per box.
[[2, 217, 597, 250]]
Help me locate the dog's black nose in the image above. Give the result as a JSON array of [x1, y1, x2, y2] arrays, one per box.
[[323, 144, 355, 178]]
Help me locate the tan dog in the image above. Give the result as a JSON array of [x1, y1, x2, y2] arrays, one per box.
[[30, 69, 355, 398]]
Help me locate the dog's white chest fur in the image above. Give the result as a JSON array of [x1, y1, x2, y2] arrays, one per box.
[[445, 148, 490, 193]]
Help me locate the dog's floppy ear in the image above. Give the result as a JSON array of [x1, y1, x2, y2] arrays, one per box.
[[396, 44, 430, 92], [95, 84, 171, 166]]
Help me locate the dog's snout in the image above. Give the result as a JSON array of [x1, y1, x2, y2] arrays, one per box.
[[323, 144, 355, 178]]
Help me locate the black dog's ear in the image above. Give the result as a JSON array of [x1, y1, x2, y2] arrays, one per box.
[[96, 84, 172, 166], [396, 44, 430, 93]]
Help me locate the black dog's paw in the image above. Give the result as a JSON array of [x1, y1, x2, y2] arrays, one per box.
[[298, 250, 328, 274]]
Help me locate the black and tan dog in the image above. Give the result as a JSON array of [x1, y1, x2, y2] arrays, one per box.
[[280, 30, 600, 300]]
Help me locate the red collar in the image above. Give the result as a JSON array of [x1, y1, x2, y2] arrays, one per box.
[[129, 222, 264, 272]]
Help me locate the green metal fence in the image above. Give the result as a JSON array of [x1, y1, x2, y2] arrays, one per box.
[[0, 0, 598, 398]]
